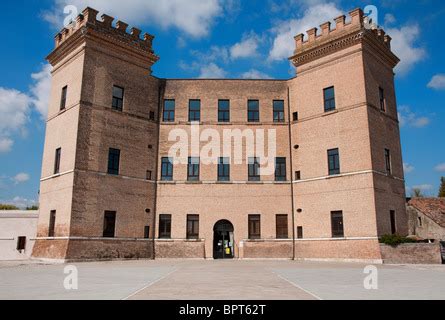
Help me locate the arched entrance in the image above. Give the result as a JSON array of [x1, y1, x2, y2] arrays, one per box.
[[213, 220, 234, 259]]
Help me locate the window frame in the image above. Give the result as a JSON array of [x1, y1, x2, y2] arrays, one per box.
[[159, 214, 172, 239], [218, 157, 230, 182], [107, 148, 121, 176], [273, 100, 285, 123], [186, 215, 200, 240], [248, 214, 261, 240], [163, 99, 175, 122], [331, 211, 344, 238], [297, 226, 304, 239], [379, 87, 386, 112], [144, 226, 150, 239], [276, 214, 289, 239], [161, 157, 173, 181], [187, 157, 200, 181], [60, 86, 67, 111], [275, 157, 287, 182], [189, 99, 201, 122], [324, 86, 336, 112], [328, 148, 340, 176], [218, 100, 230, 123], [48, 210, 56, 237], [385, 148, 392, 175], [112, 85, 124, 111], [248, 100, 260, 123], [248, 157, 261, 182], [390, 210, 396, 235], [103, 211, 116, 238], [54, 148, 61, 175], [16, 236, 26, 251]]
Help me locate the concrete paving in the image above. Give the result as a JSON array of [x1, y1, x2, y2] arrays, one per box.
[[0, 259, 444, 300]]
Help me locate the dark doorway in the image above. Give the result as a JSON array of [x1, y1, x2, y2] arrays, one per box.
[[213, 220, 234, 259]]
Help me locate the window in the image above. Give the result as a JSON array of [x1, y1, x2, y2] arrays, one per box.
[[379, 87, 386, 111], [108, 148, 120, 175], [418, 216, 422, 227], [112, 86, 124, 111], [218, 157, 230, 182], [218, 100, 230, 123], [161, 157, 173, 181], [187, 215, 199, 239], [293, 112, 299, 122], [144, 226, 150, 239], [328, 148, 340, 175], [149, 111, 155, 121], [390, 210, 396, 235], [16, 237, 26, 251], [159, 214, 171, 239], [103, 211, 116, 238], [248, 157, 260, 181], [248, 215, 261, 240], [331, 211, 344, 238], [324, 86, 336, 112], [189, 100, 201, 122], [248, 100, 260, 122], [276, 215, 288, 239], [297, 226, 303, 239], [187, 157, 200, 181], [295, 171, 301, 181], [275, 157, 287, 181], [163, 100, 175, 122], [273, 100, 285, 123], [54, 148, 61, 174], [60, 86, 67, 110], [385, 149, 392, 175], [146, 170, 152, 181], [48, 210, 56, 237]]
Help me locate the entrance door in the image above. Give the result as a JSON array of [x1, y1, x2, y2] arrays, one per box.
[[213, 220, 234, 259]]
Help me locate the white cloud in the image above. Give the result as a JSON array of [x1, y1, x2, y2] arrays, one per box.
[[384, 13, 396, 26], [268, 3, 343, 61], [46, 0, 227, 38], [398, 106, 430, 128], [0, 138, 13, 153], [403, 163, 414, 173], [0, 196, 38, 209], [199, 63, 227, 78], [427, 74, 445, 90], [241, 69, 272, 79], [230, 33, 260, 59], [12, 173, 30, 185], [30, 64, 52, 119], [435, 163, 445, 172]]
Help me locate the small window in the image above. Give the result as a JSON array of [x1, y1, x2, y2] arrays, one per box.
[[189, 100, 201, 122], [273, 100, 285, 123], [297, 226, 303, 239], [187, 215, 199, 239], [331, 211, 344, 238], [379, 87, 386, 112], [54, 148, 61, 175], [385, 149, 392, 175], [328, 148, 340, 176], [188, 157, 200, 181], [248, 157, 260, 182], [324, 86, 336, 112], [60, 86, 67, 110], [16, 236, 26, 251], [275, 157, 287, 181], [295, 171, 301, 181], [159, 214, 172, 239], [163, 100, 175, 122], [112, 86, 124, 111], [103, 211, 116, 238], [146, 170, 152, 181], [218, 157, 230, 182], [248, 100, 260, 122], [218, 100, 230, 123], [276, 215, 288, 239], [144, 226, 150, 239], [248, 215, 261, 240], [161, 157, 173, 181], [293, 112, 299, 122], [417, 216, 422, 227], [107, 148, 121, 175], [149, 111, 155, 121], [48, 210, 56, 237], [390, 210, 396, 235]]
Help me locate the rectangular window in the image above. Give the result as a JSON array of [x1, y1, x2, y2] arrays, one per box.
[[297, 226, 303, 239], [248, 215, 261, 240], [295, 171, 301, 181], [159, 214, 172, 239], [112, 86, 124, 111], [331, 211, 344, 238], [144, 226, 150, 239], [390, 210, 396, 235], [16, 236, 26, 251], [103, 211, 116, 238], [328, 148, 340, 175], [275, 157, 287, 181], [163, 100, 175, 122], [293, 112, 299, 122], [107, 148, 121, 175], [218, 100, 230, 123], [248, 157, 260, 181], [48, 210, 56, 237], [248, 100, 260, 122], [324, 86, 336, 112], [273, 100, 285, 123], [161, 157, 173, 181], [379, 87, 386, 111], [54, 148, 61, 175], [146, 170, 152, 181], [187, 215, 199, 239], [276, 215, 288, 239], [149, 111, 155, 121], [60, 86, 67, 110], [218, 157, 230, 182], [385, 149, 392, 175], [187, 157, 200, 181], [189, 99, 201, 122]]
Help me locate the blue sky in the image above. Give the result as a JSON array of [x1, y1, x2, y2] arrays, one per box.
[[0, 0, 444, 207]]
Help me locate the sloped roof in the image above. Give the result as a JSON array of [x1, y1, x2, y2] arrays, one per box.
[[408, 198, 445, 228]]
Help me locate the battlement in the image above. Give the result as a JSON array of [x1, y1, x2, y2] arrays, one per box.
[[53, 7, 156, 56]]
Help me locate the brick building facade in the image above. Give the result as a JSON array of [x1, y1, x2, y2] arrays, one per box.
[[32, 7, 408, 262]]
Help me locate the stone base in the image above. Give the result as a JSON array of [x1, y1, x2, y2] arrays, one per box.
[[380, 243, 442, 264]]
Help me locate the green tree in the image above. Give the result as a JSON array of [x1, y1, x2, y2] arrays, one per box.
[[439, 177, 445, 198], [0, 204, 20, 210], [411, 188, 424, 198], [26, 205, 39, 211]]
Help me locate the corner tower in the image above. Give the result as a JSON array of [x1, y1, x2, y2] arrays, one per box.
[[33, 8, 161, 261]]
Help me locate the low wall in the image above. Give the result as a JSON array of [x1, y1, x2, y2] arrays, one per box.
[[242, 240, 293, 259], [380, 243, 442, 264], [155, 240, 206, 259]]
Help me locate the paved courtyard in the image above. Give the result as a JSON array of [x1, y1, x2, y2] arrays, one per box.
[[0, 259, 444, 300]]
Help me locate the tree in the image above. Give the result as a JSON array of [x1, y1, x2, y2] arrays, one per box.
[[411, 188, 424, 198], [439, 177, 445, 198], [26, 205, 39, 211], [0, 204, 20, 210]]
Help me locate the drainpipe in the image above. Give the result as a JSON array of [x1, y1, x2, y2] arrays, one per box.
[[287, 86, 296, 261]]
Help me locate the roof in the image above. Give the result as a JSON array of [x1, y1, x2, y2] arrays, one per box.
[[408, 198, 445, 228], [0, 210, 39, 219]]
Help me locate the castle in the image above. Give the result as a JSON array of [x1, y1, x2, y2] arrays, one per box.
[[32, 7, 407, 262]]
